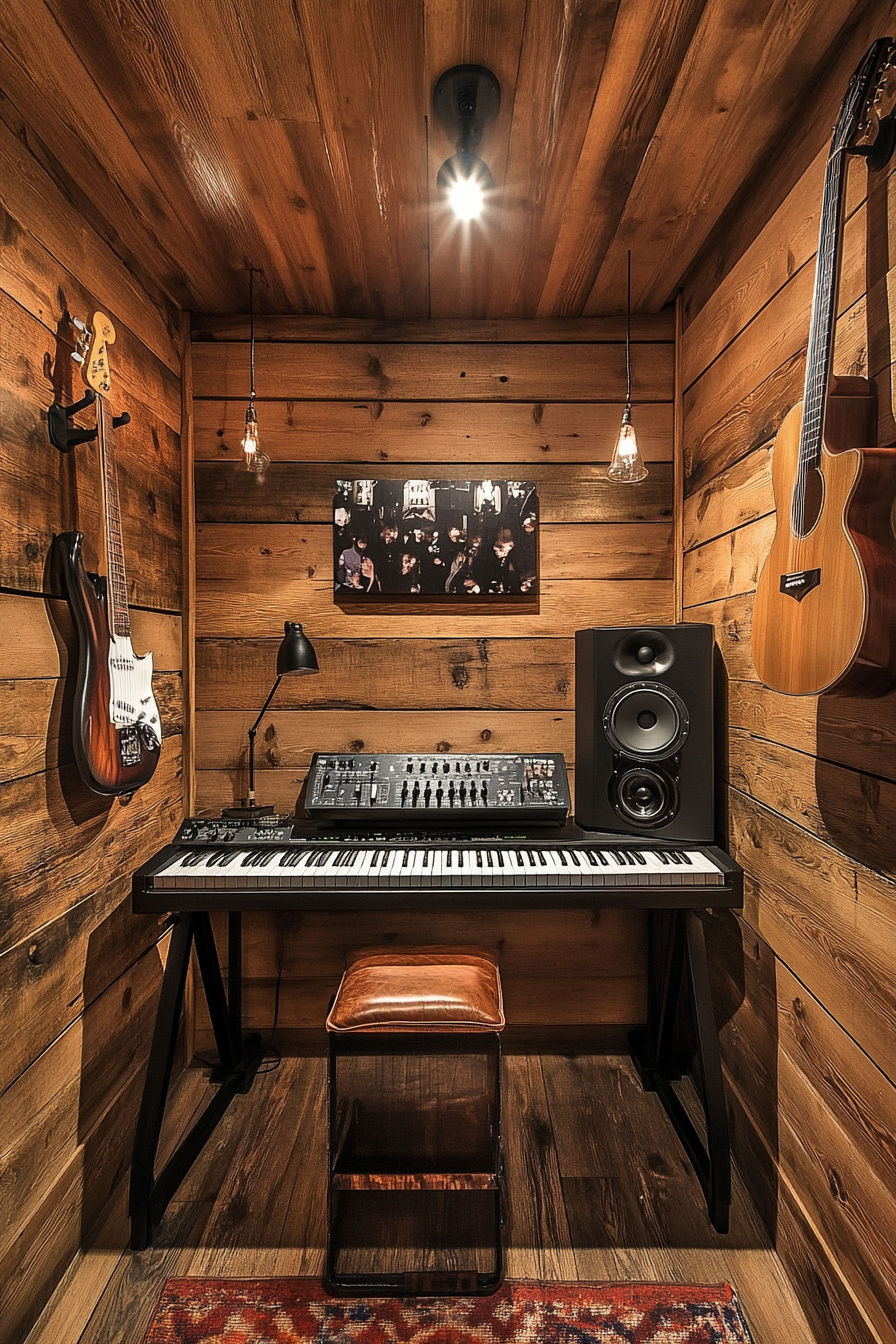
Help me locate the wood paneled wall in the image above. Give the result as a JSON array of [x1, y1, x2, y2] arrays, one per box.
[[191, 315, 674, 1045], [0, 104, 185, 1343], [680, 85, 896, 1344]]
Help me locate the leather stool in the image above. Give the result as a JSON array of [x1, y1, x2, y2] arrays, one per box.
[[325, 948, 505, 1295]]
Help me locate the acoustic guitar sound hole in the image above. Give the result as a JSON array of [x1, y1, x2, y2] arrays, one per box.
[[797, 466, 824, 536]]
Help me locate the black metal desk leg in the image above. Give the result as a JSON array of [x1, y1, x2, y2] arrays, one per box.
[[629, 908, 731, 1234], [130, 911, 266, 1250], [129, 915, 195, 1251], [684, 909, 731, 1231]]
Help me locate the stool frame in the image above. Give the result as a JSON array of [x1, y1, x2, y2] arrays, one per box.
[[326, 1030, 504, 1295]]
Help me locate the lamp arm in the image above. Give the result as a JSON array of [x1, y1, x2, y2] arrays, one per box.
[[247, 674, 282, 803]]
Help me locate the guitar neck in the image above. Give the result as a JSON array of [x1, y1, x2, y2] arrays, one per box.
[[799, 144, 850, 473], [97, 398, 132, 640]]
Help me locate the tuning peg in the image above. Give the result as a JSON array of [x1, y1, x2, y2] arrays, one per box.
[[71, 350, 85, 365], [72, 317, 88, 333]]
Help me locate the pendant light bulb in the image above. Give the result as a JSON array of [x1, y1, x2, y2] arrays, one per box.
[[608, 406, 648, 483], [607, 250, 648, 484], [241, 402, 268, 473], [241, 267, 269, 474]]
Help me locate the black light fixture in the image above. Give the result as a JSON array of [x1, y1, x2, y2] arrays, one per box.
[[222, 622, 319, 821], [433, 64, 500, 221], [240, 267, 270, 475], [607, 251, 649, 484]]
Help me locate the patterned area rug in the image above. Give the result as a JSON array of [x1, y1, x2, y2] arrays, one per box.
[[142, 1277, 755, 1342]]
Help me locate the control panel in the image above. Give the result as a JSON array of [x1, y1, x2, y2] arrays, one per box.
[[174, 817, 294, 845], [304, 752, 570, 825]]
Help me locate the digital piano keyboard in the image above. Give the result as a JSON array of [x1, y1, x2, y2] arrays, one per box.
[[132, 819, 743, 912]]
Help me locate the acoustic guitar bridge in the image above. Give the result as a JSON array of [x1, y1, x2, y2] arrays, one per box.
[[779, 569, 821, 602]]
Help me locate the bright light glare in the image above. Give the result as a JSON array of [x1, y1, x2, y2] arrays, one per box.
[[607, 419, 649, 484], [448, 176, 485, 220]]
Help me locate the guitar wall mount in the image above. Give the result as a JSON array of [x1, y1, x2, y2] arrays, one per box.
[[48, 388, 130, 452]]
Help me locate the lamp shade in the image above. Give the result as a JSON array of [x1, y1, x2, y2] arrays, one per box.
[[277, 621, 319, 675]]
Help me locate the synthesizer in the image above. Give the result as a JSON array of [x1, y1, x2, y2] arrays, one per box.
[[304, 751, 570, 825], [132, 821, 743, 913]]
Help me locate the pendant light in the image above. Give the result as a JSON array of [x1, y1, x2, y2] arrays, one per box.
[[607, 251, 648, 484], [241, 267, 269, 474]]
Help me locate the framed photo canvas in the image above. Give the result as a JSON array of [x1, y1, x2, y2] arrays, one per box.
[[333, 478, 538, 597]]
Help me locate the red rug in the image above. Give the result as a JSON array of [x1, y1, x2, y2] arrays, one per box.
[[142, 1277, 754, 1342]]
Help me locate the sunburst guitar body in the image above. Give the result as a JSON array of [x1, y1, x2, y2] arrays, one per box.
[[753, 378, 896, 696]]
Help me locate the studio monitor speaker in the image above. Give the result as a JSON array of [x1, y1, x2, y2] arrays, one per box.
[[575, 624, 715, 842]]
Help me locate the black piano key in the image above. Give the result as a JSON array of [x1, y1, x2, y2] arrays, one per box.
[[557, 850, 568, 866], [535, 850, 547, 866], [476, 850, 483, 868], [632, 850, 646, 866], [681, 851, 693, 865]]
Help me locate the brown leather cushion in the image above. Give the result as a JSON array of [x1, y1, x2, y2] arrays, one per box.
[[326, 949, 504, 1033]]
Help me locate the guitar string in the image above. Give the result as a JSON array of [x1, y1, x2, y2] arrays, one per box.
[[794, 142, 847, 544]]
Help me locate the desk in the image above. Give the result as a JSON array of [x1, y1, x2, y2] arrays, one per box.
[[129, 824, 742, 1251]]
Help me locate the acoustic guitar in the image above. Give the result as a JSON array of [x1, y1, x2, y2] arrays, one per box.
[[56, 312, 162, 795], [753, 38, 896, 698]]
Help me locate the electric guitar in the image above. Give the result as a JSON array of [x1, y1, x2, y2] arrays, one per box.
[[752, 38, 896, 697], [56, 312, 162, 795]]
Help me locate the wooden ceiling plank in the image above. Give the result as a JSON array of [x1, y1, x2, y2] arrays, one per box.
[[585, 0, 864, 314], [0, 2, 222, 314], [295, 0, 429, 318], [424, 0, 527, 318], [44, 0, 293, 312], [162, 0, 318, 121], [485, 0, 620, 318], [536, 0, 709, 318], [216, 118, 338, 315]]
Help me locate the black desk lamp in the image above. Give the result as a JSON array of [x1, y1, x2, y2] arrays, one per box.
[[222, 622, 319, 821]]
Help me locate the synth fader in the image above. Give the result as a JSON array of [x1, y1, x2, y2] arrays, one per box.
[[304, 751, 570, 825]]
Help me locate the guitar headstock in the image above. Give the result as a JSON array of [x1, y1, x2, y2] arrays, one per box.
[[851, 38, 896, 159], [72, 311, 116, 396], [833, 37, 896, 159]]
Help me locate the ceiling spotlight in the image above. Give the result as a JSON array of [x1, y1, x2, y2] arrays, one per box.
[[433, 64, 500, 221]]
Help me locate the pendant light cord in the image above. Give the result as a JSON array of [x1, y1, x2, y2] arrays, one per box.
[[625, 249, 632, 408], [248, 266, 256, 406]]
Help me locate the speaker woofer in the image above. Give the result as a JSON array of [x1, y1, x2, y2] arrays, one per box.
[[603, 681, 689, 758], [611, 763, 678, 826]]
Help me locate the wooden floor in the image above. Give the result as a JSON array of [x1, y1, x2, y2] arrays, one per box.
[[27, 1053, 816, 1344]]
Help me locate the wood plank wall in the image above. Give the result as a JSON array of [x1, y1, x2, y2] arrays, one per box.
[[0, 105, 185, 1343], [191, 315, 674, 1046], [680, 101, 896, 1344]]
